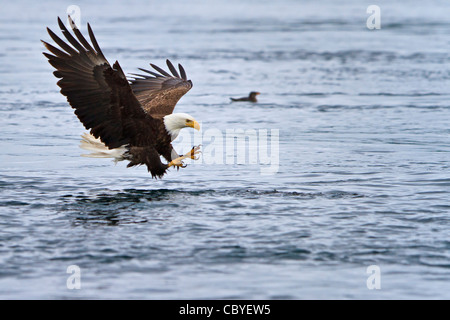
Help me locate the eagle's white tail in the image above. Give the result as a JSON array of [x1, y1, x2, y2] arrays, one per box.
[[79, 133, 127, 162]]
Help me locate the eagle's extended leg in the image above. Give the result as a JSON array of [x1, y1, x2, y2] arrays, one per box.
[[168, 145, 201, 168]]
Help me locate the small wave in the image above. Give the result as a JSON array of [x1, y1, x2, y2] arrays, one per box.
[[60, 188, 364, 206], [316, 104, 450, 112], [129, 48, 450, 63], [0, 200, 29, 206], [358, 92, 447, 97]]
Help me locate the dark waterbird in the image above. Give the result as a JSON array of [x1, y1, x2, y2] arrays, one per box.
[[41, 17, 201, 179], [230, 91, 260, 103]]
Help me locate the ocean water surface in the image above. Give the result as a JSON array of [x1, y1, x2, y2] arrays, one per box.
[[0, 0, 449, 299]]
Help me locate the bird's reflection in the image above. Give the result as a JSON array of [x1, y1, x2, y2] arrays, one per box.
[[60, 189, 182, 226]]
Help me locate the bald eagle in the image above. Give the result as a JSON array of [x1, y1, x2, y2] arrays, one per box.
[[42, 17, 201, 178]]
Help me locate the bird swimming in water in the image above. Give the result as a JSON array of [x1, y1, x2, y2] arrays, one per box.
[[230, 91, 260, 103]]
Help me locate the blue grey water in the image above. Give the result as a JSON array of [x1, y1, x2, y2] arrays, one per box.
[[1, 0, 449, 299]]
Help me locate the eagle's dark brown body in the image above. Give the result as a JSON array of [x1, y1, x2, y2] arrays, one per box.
[[42, 17, 196, 178]]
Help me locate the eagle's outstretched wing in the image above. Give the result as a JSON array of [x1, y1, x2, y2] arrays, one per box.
[[42, 17, 149, 149], [129, 60, 193, 118]]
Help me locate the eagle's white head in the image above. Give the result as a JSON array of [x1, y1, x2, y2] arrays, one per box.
[[163, 113, 200, 141]]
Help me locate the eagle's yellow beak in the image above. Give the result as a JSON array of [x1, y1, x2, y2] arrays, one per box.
[[187, 120, 200, 131]]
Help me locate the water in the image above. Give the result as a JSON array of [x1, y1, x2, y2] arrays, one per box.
[[1, 0, 450, 299]]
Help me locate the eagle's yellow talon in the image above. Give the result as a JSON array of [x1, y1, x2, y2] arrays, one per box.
[[184, 145, 202, 160], [168, 145, 201, 168]]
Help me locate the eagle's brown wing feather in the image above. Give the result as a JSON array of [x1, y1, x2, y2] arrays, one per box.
[[129, 59, 192, 117], [42, 17, 150, 149]]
